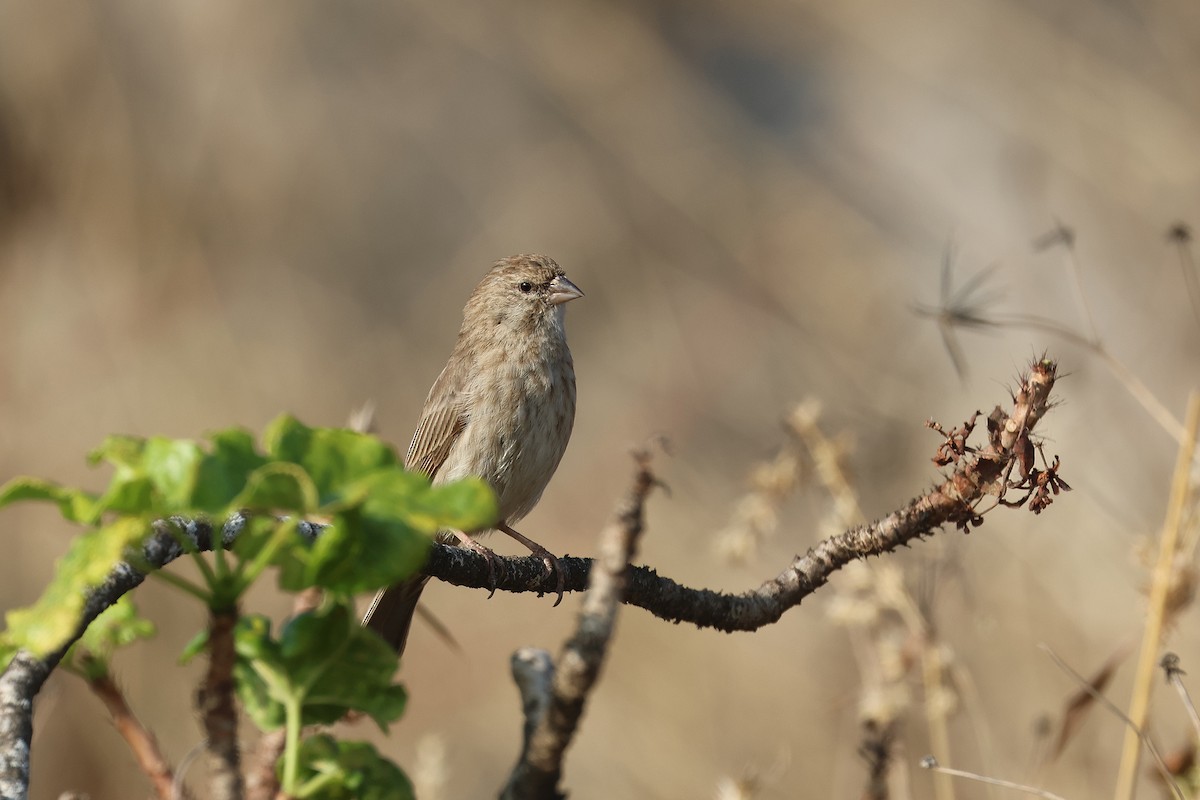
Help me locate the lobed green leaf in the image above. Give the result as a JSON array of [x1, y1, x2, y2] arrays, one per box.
[[0, 477, 99, 523], [291, 735, 413, 800], [233, 603, 405, 731], [191, 428, 269, 512], [262, 414, 399, 505]]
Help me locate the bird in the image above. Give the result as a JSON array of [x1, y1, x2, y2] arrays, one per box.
[[362, 254, 583, 655]]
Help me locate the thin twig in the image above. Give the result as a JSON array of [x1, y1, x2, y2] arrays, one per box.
[[1160, 654, 1200, 740], [82, 663, 194, 800], [174, 739, 208, 800], [985, 313, 1185, 443], [1039, 646, 1184, 800], [1167, 223, 1200, 335], [1051, 220, 1101, 345], [920, 756, 1066, 800]]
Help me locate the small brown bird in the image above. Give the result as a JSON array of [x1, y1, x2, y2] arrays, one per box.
[[362, 254, 583, 655]]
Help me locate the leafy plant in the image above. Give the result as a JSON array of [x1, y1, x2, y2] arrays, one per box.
[[0, 414, 497, 798]]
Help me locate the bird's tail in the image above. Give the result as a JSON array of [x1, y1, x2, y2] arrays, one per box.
[[362, 576, 430, 655]]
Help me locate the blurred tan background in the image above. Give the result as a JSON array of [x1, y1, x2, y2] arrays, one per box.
[[1, 1, 1199, 798]]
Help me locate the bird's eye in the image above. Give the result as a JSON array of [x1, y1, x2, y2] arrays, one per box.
[[518, 281, 534, 293]]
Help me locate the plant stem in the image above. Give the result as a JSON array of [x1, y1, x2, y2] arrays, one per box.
[[150, 569, 212, 603], [281, 698, 304, 796], [200, 607, 244, 800], [235, 519, 299, 594]]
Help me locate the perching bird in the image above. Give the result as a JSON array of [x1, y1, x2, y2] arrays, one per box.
[[362, 254, 583, 655]]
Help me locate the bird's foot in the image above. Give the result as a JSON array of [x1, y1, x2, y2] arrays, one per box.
[[448, 529, 501, 598], [498, 522, 565, 606]]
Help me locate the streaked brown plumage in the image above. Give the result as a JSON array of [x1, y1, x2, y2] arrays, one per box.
[[362, 254, 583, 655]]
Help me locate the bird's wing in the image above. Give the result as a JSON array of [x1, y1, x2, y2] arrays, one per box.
[[404, 360, 470, 479]]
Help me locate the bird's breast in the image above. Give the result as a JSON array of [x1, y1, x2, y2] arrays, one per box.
[[438, 348, 576, 524]]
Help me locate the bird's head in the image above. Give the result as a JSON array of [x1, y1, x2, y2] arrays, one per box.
[[464, 254, 584, 338]]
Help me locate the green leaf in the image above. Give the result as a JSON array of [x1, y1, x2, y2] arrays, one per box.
[[5, 517, 154, 656], [142, 437, 204, 511], [233, 603, 405, 732], [95, 466, 154, 516], [0, 639, 17, 673], [276, 506, 428, 595], [283, 606, 407, 726], [78, 596, 155, 656], [64, 597, 155, 680], [262, 415, 398, 504], [405, 477, 497, 533], [87, 434, 147, 469], [271, 470, 496, 594], [230, 516, 295, 570], [234, 463, 319, 515], [0, 477, 99, 523], [193, 428, 269, 512], [292, 735, 413, 800], [179, 629, 209, 665], [234, 614, 289, 729]]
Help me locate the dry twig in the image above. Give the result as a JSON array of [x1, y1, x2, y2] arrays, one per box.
[[500, 452, 657, 800], [77, 658, 193, 800], [920, 756, 1066, 800], [1040, 646, 1184, 800]]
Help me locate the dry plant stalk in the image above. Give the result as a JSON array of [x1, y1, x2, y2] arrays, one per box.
[[1114, 392, 1200, 800], [792, 402, 956, 800], [713, 433, 803, 565]]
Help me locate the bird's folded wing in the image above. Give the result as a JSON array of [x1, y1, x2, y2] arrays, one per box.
[[405, 361, 471, 478]]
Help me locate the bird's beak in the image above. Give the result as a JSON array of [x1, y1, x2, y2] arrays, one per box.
[[548, 275, 584, 306]]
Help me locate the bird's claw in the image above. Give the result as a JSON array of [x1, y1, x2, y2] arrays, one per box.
[[542, 552, 566, 607], [451, 531, 502, 598], [496, 522, 565, 605], [468, 542, 501, 598]]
